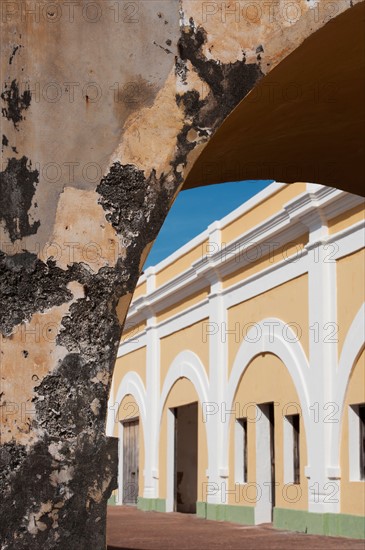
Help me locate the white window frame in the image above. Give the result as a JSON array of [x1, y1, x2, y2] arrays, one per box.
[[349, 403, 365, 481], [283, 414, 300, 485], [234, 417, 248, 484]]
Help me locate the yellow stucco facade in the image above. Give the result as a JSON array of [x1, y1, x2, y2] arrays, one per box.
[[227, 354, 309, 510], [227, 274, 309, 374], [108, 182, 365, 538], [160, 320, 210, 384]]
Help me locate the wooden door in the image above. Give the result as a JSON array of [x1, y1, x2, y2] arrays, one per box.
[[122, 419, 139, 505]]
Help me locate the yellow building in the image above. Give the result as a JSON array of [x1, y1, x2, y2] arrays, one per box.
[[107, 182, 365, 539]]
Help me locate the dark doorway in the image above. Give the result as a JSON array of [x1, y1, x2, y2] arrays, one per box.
[[174, 402, 198, 513], [267, 402, 276, 514], [122, 419, 139, 505]]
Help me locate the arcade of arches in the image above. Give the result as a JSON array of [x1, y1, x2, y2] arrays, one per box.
[[109, 183, 365, 538]]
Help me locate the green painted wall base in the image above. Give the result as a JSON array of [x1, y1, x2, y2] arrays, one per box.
[[274, 508, 365, 540], [197, 502, 255, 525], [115, 496, 365, 539], [137, 497, 166, 513]]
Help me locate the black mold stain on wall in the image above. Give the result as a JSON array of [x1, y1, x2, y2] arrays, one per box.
[[0, 256, 125, 547], [57, 265, 126, 354], [172, 19, 264, 182], [96, 163, 171, 244], [0, 252, 74, 335], [9, 45, 20, 65], [177, 20, 263, 124], [0, 158, 176, 550], [0, 156, 40, 242], [1, 79, 31, 128], [97, 162, 173, 285], [0, 434, 117, 550], [34, 353, 106, 437]]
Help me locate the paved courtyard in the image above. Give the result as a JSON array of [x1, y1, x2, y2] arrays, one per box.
[[107, 507, 365, 550]]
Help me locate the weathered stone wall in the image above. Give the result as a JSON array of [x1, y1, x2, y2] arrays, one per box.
[[0, 1, 361, 548]]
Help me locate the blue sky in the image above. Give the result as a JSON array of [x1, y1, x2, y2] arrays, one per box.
[[144, 180, 273, 268]]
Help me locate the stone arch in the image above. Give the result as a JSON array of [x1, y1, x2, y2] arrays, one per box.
[[1, 1, 364, 545], [184, 1, 365, 194]]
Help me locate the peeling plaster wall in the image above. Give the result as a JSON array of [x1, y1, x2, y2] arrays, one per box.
[[0, 1, 360, 548]]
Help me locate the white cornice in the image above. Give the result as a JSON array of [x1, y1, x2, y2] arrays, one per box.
[[134, 182, 285, 292], [286, 186, 363, 225], [194, 210, 305, 281], [121, 245, 309, 353], [120, 219, 363, 351], [125, 185, 364, 330]]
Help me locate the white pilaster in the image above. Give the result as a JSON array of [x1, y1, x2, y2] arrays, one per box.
[[204, 222, 229, 504], [304, 189, 340, 513], [143, 267, 160, 499]]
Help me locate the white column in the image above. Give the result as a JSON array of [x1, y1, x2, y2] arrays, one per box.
[[305, 194, 340, 513], [203, 222, 229, 505], [166, 408, 176, 511], [143, 267, 160, 499]]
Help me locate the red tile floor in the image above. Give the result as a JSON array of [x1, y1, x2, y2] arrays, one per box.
[[107, 506, 365, 550]]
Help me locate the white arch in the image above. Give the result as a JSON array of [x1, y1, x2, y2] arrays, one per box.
[[108, 371, 147, 432], [331, 303, 365, 466], [223, 318, 311, 452], [106, 371, 147, 505], [157, 350, 210, 511], [158, 350, 210, 423]]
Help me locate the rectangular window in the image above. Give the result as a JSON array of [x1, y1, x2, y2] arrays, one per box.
[[291, 414, 300, 484], [235, 417, 248, 484], [349, 403, 365, 481], [359, 404, 365, 480], [284, 414, 300, 484]]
